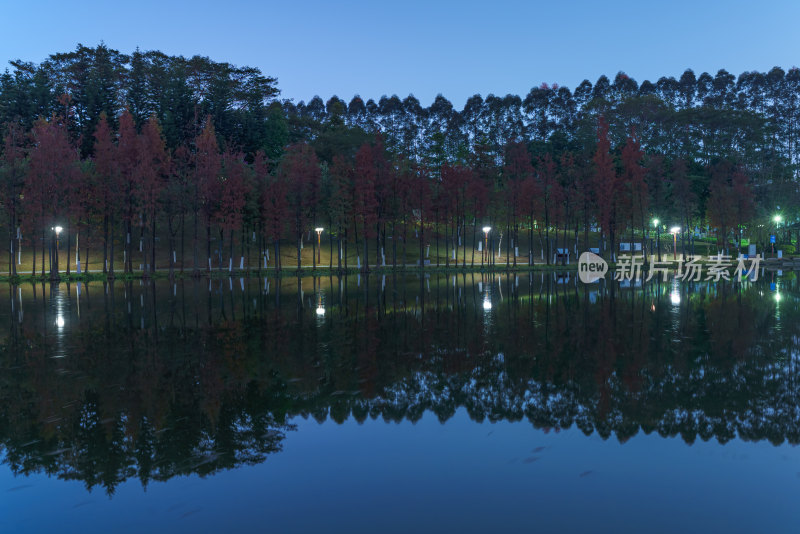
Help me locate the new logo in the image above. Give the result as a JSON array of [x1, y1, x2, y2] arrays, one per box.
[[578, 252, 608, 283]]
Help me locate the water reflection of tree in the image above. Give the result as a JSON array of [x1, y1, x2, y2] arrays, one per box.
[[0, 274, 798, 494]]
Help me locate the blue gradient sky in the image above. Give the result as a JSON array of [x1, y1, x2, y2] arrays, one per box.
[[1, 0, 798, 107]]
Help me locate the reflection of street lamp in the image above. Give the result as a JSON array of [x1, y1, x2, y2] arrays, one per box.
[[652, 218, 661, 261], [482, 226, 491, 266], [669, 278, 681, 306], [315, 227, 323, 265], [315, 291, 325, 318], [670, 289, 681, 306], [669, 226, 680, 260]]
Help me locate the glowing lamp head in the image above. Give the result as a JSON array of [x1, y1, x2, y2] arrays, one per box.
[[316, 305, 325, 316], [773, 215, 782, 224], [652, 218, 660, 227], [54, 226, 63, 235], [482, 226, 491, 234], [315, 227, 324, 233], [669, 226, 680, 234]]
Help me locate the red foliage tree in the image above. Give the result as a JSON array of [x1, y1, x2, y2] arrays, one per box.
[[117, 110, 139, 273], [621, 132, 647, 259], [467, 164, 490, 266], [328, 154, 354, 270], [1, 124, 25, 276], [409, 163, 432, 267], [502, 141, 533, 266], [91, 113, 120, 275], [193, 118, 222, 271], [354, 141, 379, 270], [731, 165, 754, 248], [535, 153, 562, 264], [279, 142, 320, 270], [168, 145, 192, 274], [708, 160, 751, 252], [259, 151, 289, 271], [670, 158, 696, 254], [593, 116, 619, 257], [441, 164, 476, 267], [217, 151, 248, 270], [558, 153, 580, 262], [136, 116, 168, 275], [707, 163, 734, 251], [23, 117, 80, 278]]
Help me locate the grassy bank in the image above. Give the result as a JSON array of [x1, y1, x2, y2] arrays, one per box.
[[0, 253, 782, 284]]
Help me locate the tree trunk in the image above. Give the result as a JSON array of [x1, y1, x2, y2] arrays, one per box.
[[126, 220, 132, 274], [103, 214, 109, 274], [544, 208, 550, 265], [434, 214, 439, 267], [445, 217, 450, 269], [66, 224, 71, 276], [363, 226, 369, 272], [7, 216, 12, 277], [109, 216, 116, 278], [168, 215, 175, 278], [471, 217, 476, 267], [206, 225, 212, 272], [297, 234, 302, 271], [337, 226, 342, 272]]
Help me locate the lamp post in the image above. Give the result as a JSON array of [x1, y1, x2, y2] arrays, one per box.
[[772, 215, 782, 256], [315, 227, 323, 265], [652, 218, 660, 262], [669, 226, 680, 260], [482, 226, 491, 267], [52, 226, 63, 276]]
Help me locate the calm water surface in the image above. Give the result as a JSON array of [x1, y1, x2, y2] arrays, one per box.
[[0, 273, 799, 533]]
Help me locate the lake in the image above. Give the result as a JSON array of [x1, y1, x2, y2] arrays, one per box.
[[0, 272, 799, 533]]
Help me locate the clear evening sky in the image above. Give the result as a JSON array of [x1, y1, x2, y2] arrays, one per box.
[[1, 0, 797, 108]]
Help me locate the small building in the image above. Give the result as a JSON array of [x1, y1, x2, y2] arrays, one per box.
[[619, 242, 643, 252], [553, 248, 570, 264]]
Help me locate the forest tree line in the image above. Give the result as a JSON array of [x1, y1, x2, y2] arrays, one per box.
[[1, 44, 799, 277]]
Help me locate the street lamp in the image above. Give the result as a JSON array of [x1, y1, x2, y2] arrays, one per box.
[[482, 226, 491, 266], [652, 218, 661, 261], [669, 226, 680, 260], [51, 226, 63, 275], [315, 227, 323, 265]]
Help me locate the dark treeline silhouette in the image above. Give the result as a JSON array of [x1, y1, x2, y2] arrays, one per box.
[[1, 44, 799, 277], [0, 273, 798, 493]]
